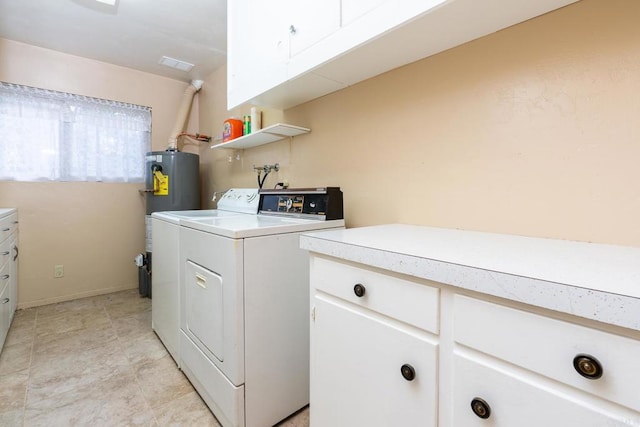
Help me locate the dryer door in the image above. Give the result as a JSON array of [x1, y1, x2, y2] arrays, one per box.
[[185, 260, 224, 362]]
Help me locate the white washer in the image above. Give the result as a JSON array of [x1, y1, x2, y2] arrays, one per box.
[[151, 189, 259, 365], [178, 190, 344, 427]]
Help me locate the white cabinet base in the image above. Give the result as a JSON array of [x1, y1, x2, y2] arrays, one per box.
[[304, 225, 640, 426]]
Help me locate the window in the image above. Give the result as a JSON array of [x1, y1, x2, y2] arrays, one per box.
[[0, 82, 151, 182]]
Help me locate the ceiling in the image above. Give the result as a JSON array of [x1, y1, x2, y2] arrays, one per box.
[[0, 0, 227, 83]]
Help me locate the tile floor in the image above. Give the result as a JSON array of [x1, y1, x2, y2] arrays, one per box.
[[0, 289, 309, 427]]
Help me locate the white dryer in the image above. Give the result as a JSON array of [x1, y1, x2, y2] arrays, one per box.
[[151, 189, 259, 365], [178, 187, 345, 427]]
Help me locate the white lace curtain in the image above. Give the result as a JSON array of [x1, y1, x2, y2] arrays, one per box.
[[0, 82, 151, 182]]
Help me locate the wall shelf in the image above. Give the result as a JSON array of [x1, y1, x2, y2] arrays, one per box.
[[210, 123, 310, 150]]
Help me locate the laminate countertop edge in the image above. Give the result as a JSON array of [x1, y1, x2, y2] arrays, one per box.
[[300, 224, 640, 332], [0, 208, 17, 219]]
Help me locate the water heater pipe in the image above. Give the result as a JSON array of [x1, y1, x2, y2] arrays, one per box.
[[167, 79, 203, 151]]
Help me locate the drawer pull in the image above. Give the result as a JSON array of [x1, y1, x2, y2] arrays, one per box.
[[353, 283, 366, 297], [471, 397, 491, 419], [1, 274, 9, 280], [573, 354, 603, 379], [2, 228, 9, 232], [1, 298, 9, 304], [2, 251, 9, 256], [195, 273, 207, 289], [400, 364, 415, 381]]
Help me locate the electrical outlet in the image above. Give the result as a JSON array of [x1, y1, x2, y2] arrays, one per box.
[[54, 265, 64, 278]]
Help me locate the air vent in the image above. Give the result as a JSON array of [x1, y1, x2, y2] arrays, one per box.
[[159, 56, 194, 72]]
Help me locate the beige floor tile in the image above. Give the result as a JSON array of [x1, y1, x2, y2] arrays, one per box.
[[4, 314, 36, 347], [100, 289, 141, 306], [35, 295, 104, 319], [0, 341, 32, 376], [32, 322, 118, 360], [134, 354, 193, 408], [34, 307, 111, 337], [0, 371, 28, 412], [152, 391, 220, 427], [105, 298, 152, 319], [122, 331, 169, 368], [13, 307, 37, 322], [102, 290, 151, 318], [27, 340, 132, 405], [24, 373, 155, 427], [2, 290, 310, 427], [111, 309, 152, 341], [277, 406, 310, 426], [0, 409, 24, 426]]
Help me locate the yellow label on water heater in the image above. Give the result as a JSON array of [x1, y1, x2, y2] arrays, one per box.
[[153, 171, 169, 196]]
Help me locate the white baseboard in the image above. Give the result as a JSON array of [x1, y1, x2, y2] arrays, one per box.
[[17, 284, 139, 309]]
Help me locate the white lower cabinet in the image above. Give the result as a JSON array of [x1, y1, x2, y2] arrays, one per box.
[[308, 255, 640, 426], [310, 257, 439, 426], [0, 209, 18, 353]]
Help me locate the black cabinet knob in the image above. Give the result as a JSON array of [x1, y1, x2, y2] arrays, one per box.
[[353, 283, 366, 297], [400, 364, 415, 381], [471, 397, 491, 419], [573, 354, 603, 380]]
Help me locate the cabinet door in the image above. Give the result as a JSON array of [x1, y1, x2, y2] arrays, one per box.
[[227, 0, 290, 108], [311, 293, 438, 427], [453, 352, 639, 427], [288, 0, 340, 57]]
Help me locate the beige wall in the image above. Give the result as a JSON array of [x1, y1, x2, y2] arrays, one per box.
[[2, 0, 638, 307], [199, 0, 640, 247], [0, 38, 197, 307]]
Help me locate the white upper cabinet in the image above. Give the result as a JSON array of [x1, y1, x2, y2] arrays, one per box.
[[227, 0, 290, 108], [227, 0, 580, 110]]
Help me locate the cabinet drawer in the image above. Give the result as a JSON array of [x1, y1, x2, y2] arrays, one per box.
[[0, 213, 18, 243], [0, 238, 11, 272], [453, 295, 640, 412], [311, 256, 439, 334], [453, 352, 638, 427]]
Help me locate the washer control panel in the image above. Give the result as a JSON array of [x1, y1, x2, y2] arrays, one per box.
[[217, 188, 260, 214], [258, 187, 343, 220]]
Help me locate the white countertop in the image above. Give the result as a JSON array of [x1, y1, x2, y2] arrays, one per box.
[[300, 224, 640, 331], [0, 208, 17, 219]]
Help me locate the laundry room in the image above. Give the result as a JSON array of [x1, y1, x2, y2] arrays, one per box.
[[1, 0, 640, 426]]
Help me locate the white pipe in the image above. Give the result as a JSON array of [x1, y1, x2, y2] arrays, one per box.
[[167, 80, 203, 151]]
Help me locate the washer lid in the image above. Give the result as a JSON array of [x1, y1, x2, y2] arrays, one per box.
[[180, 214, 345, 239], [151, 209, 246, 225]]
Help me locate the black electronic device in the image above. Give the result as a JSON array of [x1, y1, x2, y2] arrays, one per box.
[[258, 187, 343, 220]]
